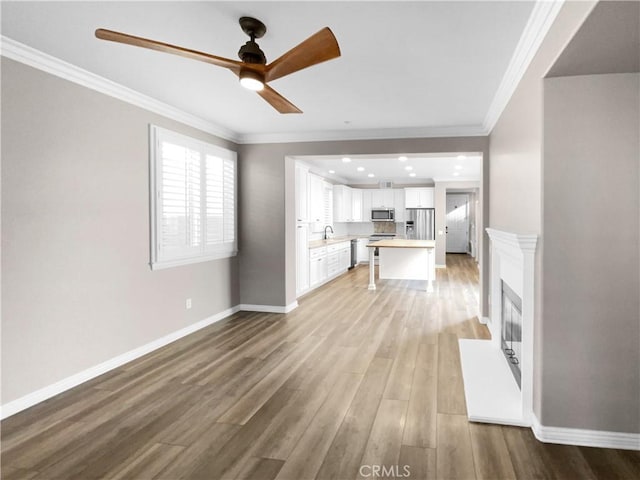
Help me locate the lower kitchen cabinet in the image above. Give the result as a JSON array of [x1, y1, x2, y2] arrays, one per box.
[[357, 238, 369, 263], [310, 248, 327, 288], [306, 241, 351, 293]]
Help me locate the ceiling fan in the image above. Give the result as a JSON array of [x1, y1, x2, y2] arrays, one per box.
[[95, 17, 341, 114]]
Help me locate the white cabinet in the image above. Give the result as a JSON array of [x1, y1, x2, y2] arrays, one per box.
[[296, 224, 310, 295], [327, 241, 350, 277], [310, 246, 327, 288], [333, 185, 353, 222], [334, 186, 364, 222], [310, 242, 349, 288], [357, 238, 369, 263], [405, 187, 434, 208], [327, 251, 341, 278], [295, 163, 309, 222], [351, 189, 363, 222], [394, 189, 405, 223], [371, 189, 395, 208], [362, 190, 372, 221], [339, 246, 350, 270]]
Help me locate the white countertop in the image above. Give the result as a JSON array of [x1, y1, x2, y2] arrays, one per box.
[[308, 235, 368, 249]]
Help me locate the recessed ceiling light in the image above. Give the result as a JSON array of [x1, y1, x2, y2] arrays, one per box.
[[457, 155, 466, 160], [405, 166, 413, 171], [329, 170, 335, 174], [453, 172, 460, 177], [398, 156, 408, 162], [455, 165, 463, 170], [357, 167, 365, 172], [409, 173, 417, 177], [367, 173, 375, 178], [342, 157, 351, 163]]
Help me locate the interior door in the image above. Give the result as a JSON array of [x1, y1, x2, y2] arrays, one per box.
[[446, 194, 469, 253]]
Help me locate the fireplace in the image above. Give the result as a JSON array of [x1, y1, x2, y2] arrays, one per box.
[[501, 280, 522, 388], [458, 228, 537, 426]]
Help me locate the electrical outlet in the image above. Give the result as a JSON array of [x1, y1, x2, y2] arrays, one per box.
[[186, 298, 192, 310]]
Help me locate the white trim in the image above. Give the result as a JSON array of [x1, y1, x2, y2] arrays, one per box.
[[479, 316, 489, 325], [240, 302, 299, 314], [0, 36, 240, 143], [2, 0, 564, 146], [483, 0, 564, 133], [459, 339, 531, 427], [237, 125, 487, 145], [150, 251, 239, 270], [532, 414, 640, 451], [435, 264, 447, 269], [0, 306, 241, 419], [474, 228, 538, 426]]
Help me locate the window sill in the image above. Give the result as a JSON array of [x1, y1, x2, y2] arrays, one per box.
[[150, 251, 238, 271]]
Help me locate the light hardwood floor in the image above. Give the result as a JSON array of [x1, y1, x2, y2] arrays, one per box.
[[2, 254, 638, 479]]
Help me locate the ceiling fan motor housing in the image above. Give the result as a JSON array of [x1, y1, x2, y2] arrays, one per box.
[[238, 40, 266, 64]]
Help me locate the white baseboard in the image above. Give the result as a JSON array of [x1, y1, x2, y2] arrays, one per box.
[[240, 302, 298, 314], [0, 305, 241, 420], [532, 414, 640, 451], [479, 316, 489, 325], [436, 264, 446, 269]]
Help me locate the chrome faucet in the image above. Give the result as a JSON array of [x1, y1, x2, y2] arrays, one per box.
[[324, 225, 334, 240]]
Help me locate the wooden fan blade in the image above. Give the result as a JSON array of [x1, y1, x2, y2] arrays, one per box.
[[95, 28, 250, 73], [265, 27, 340, 83], [257, 85, 302, 114]]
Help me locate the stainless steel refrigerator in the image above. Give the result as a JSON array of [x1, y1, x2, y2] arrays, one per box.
[[405, 208, 435, 240]]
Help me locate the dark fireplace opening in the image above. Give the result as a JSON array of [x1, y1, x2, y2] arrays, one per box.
[[501, 280, 522, 389]]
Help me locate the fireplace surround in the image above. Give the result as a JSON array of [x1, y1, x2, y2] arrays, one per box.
[[459, 228, 537, 426]]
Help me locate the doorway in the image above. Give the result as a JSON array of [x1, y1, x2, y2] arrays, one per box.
[[446, 193, 469, 253]]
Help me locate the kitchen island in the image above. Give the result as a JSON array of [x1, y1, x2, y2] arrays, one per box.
[[367, 239, 436, 292]]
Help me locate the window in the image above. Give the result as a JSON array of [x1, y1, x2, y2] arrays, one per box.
[[150, 125, 237, 270]]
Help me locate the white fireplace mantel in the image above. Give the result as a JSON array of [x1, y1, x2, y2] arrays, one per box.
[[459, 228, 538, 427]]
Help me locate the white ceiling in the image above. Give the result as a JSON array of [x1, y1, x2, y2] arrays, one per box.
[[297, 152, 482, 185], [1, 1, 536, 142]]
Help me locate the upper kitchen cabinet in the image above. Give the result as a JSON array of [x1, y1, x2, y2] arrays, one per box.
[[405, 187, 434, 208], [333, 185, 353, 222], [295, 163, 310, 222], [362, 189, 372, 221], [334, 185, 365, 222], [352, 189, 363, 222], [371, 189, 395, 209]]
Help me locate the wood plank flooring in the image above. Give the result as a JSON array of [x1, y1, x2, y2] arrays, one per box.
[[2, 254, 638, 479]]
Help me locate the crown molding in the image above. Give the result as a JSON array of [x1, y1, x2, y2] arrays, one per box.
[[486, 228, 538, 255], [237, 124, 488, 145], [0, 35, 241, 143], [483, 0, 565, 133]]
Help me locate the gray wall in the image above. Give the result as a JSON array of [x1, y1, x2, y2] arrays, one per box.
[[542, 73, 639, 432], [1, 59, 240, 404], [489, 0, 596, 417], [490, 0, 640, 434], [238, 137, 490, 314]]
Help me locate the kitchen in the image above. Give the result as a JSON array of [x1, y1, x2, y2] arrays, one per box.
[[294, 153, 482, 297]]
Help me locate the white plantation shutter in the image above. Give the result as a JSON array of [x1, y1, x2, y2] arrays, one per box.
[[151, 126, 237, 269]]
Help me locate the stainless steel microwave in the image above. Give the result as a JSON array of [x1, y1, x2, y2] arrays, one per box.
[[371, 208, 395, 222]]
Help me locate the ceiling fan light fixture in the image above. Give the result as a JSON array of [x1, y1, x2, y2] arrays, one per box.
[[239, 70, 265, 91]]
